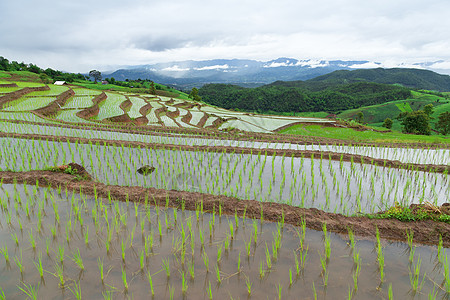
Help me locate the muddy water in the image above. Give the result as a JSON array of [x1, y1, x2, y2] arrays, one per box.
[[0, 184, 448, 299], [0, 137, 448, 215], [1, 121, 449, 165]]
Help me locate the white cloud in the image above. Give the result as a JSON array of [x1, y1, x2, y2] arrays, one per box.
[[161, 65, 190, 72], [348, 62, 383, 69], [193, 64, 230, 71], [426, 61, 450, 70], [295, 60, 330, 68], [263, 62, 293, 68]]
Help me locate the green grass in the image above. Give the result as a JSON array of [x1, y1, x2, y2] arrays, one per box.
[[395, 102, 412, 112], [0, 71, 11, 78], [293, 111, 331, 118], [365, 203, 450, 223], [279, 123, 450, 144], [334, 90, 450, 134], [72, 80, 190, 100]]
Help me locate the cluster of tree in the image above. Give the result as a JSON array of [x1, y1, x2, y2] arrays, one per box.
[[199, 82, 411, 114], [393, 104, 450, 135], [0, 56, 86, 83]]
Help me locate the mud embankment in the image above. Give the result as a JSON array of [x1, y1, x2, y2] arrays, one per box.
[[34, 89, 75, 117], [1, 170, 448, 248], [154, 106, 167, 126], [197, 112, 209, 128], [0, 83, 18, 88], [0, 85, 50, 109], [139, 103, 152, 116], [181, 110, 193, 126], [76, 92, 107, 119]]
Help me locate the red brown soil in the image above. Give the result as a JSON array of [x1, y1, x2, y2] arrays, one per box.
[[166, 108, 180, 119], [181, 110, 194, 126], [206, 116, 228, 129], [1, 170, 448, 248], [0, 83, 18, 88], [1, 131, 449, 174], [154, 106, 167, 126], [197, 112, 209, 128], [119, 99, 132, 111], [133, 116, 149, 125], [139, 103, 152, 116], [105, 113, 133, 123]]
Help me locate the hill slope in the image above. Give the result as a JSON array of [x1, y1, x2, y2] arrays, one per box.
[[308, 68, 450, 91], [199, 81, 411, 114]]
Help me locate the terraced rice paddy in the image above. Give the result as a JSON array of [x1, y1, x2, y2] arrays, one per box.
[[0, 81, 449, 299]]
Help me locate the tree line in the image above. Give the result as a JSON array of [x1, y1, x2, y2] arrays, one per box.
[[0, 56, 86, 83]]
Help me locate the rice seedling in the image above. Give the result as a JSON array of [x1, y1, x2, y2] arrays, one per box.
[[0, 246, 9, 264], [376, 228, 385, 282], [98, 257, 105, 283], [147, 272, 155, 296], [180, 270, 188, 294], [28, 229, 36, 250], [207, 281, 213, 299], [57, 245, 65, 265], [202, 251, 209, 272], [443, 254, 450, 294], [121, 266, 128, 291], [162, 258, 170, 278], [34, 253, 44, 278], [68, 281, 82, 300], [53, 262, 65, 288], [409, 255, 425, 293], [17, 282, 39, 300], [215, 264, 221, 284], [277, 283, 283, 299], [245, 275, 252, 295], [72, 248, 85, 271], [14, 252, 24, 275]]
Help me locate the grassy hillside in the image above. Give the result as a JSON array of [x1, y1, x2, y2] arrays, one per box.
[[337, 90, 450, 132]]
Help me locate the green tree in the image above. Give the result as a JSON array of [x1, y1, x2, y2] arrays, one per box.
[[189, 87, 202, 101], [398, 110, 431, 135], [39, 73, 50, 84], [435, 111, 450, 135], [355, 111, 364, 123], [150, 81, 156, 95], [423, 103, 434, 117], [89, 70, 102, 83], [382, 118, 393, 129]]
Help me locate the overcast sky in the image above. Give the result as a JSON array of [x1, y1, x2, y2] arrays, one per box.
[[1, 0, 450, 73]]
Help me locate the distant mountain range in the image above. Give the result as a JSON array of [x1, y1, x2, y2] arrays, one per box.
[[105, 58, 450, 91], [268, 68, 450, 92]]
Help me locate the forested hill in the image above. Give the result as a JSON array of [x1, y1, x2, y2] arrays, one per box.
[[307, 68, 450, 91], [199, 81, 411, 114]]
